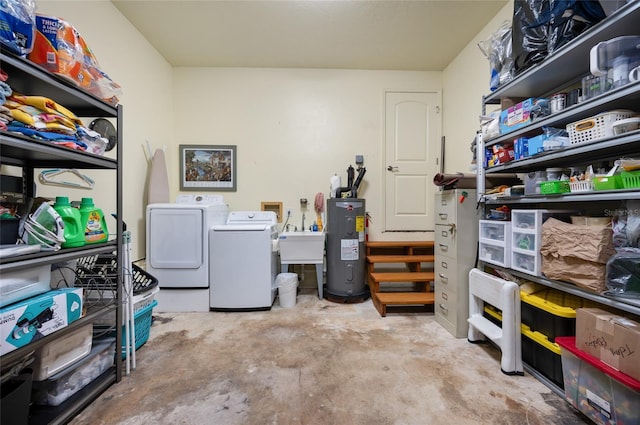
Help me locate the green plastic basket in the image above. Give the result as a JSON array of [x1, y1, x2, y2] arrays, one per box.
[[621, 170, 640, 189], [593, 175, 621, 191], [539, 180, 570, 195]]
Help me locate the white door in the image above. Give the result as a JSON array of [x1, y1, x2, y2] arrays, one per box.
[[384, 91, 440, 232]]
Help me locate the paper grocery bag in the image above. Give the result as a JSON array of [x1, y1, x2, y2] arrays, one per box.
[[540, 218, 616, 292]]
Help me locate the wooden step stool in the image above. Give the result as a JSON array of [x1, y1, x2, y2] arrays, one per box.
[[366, 241, 435, 317]]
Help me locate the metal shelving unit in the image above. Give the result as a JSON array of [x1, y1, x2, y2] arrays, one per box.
[[0, 49, 123, 424], [476, 2, 640, 396]]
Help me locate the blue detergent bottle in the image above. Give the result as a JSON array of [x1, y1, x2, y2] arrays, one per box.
[[79, 197, 109, 244], [53, 196, 85, 248]]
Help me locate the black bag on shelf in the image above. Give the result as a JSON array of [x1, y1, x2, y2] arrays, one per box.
[[512, 0, 550, 75], [546, 0, 606, 55], [512, 0, 606, 75]]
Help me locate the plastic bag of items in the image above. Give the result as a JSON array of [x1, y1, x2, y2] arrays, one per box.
[[545, 0, 606, 55], [512, 0, 606, 76], [0, 0, 36, 55], [606, 249, 640, 298], [611, 199, 640, 249], [28, 15, 122, 106], [478, 20, 513, 92]]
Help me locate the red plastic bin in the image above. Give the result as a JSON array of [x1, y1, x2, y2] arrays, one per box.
[[556, 336, 640, 425]]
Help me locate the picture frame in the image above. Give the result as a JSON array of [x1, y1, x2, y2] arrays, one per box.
[[179, 144, 237, 191]]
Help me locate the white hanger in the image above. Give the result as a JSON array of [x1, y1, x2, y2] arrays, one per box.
[[38, 169, 95, 189]]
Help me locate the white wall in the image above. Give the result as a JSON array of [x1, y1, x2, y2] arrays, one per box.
[[32, 1, 174, 259], [442, 1, 513, 174], [22, 1, 511, 259], [172, 68, 440, 238]]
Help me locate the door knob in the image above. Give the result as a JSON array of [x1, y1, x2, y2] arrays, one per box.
[[387, 165, 398, 172]]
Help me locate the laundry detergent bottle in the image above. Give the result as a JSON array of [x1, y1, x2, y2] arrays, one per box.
[[53, 196, 85, 248], [79, 197, 109, 244]]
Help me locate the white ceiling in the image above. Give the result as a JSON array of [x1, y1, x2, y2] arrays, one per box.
[[111, 0, 508, 70]]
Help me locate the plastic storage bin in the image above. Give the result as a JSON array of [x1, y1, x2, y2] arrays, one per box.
[[484, 305, 563, 388], [557, 336, 640, 425], [593, 174, 621, 191], [510, 209, 573, 277], [521, 324, 563, 389], [32, 339, 115, 406], [621, 170, 640, 189], [31, 323, 93, 381], [0, 264, 51, 308], [479, 221, 511, 267], [566, 110, 635, 146], [520, 288, 599, 342], [538, 180, 570, 195], [569, 180, 594, 193]]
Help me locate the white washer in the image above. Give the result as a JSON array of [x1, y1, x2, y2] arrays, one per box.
[[146, 195, 228, 312], [209, 211, 278, 310]]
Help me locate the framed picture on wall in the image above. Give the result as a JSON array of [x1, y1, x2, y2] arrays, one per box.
[[179, 144, 237, 191]]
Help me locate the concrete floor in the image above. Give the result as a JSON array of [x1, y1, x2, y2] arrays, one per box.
[[70, 289, 589, 425]]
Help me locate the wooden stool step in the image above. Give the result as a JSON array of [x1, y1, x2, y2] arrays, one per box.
[[367, 254, 434, 264], [370, 271, 434, 283], [372, 292, 435, 317], [366, 241, 434, 257], [366, 241, 434, 249]]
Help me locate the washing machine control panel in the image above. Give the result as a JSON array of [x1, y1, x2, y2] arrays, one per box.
[[176, 194, 224, 205]]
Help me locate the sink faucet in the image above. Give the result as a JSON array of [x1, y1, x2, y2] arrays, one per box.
[[302, 213, 305, 231]]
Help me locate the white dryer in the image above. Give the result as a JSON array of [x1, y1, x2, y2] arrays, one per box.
[[209, 211, 278, 310], [146, 195, 228, 312]]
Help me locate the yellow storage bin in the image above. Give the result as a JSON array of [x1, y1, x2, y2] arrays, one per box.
[[520, 288, 599, 342]]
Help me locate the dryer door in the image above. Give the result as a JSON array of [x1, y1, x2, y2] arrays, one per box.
[[148, 207, 204, 270]]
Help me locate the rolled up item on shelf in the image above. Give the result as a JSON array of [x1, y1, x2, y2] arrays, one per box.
[[432, 172, 521, 189]]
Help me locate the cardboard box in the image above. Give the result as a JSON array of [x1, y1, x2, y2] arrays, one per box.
[[500, 97, 527, 110], [526, 134, 548, 157], [0, 288, 83, 355], [576, 307, 640, 381], [499, 98, 550, 135]]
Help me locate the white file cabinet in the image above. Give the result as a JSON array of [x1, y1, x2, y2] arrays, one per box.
[[434, 189, 479, 337]]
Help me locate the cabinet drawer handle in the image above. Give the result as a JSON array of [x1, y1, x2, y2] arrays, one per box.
[[439, 243, 448, 251], [438, 213, 448, 220], [438, 273, 448, 282], [441, 292, 448, 301], [439, 303, 448, 314]]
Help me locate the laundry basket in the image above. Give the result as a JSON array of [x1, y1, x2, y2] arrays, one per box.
[[118, 300, 157, 356], [75, 254, 158, 300]]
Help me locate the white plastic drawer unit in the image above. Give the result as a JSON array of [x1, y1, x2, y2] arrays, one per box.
[[510, 209, 573, 276], [478, 220, 511, 268], [480, 220, 510, 242], [479, 241, 511, 267]]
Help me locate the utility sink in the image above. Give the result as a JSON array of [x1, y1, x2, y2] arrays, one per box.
[[278, 231, 325, 263]]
